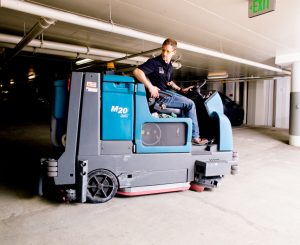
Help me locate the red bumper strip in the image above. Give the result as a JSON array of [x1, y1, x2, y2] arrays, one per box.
[[117, 185, 190, 197]]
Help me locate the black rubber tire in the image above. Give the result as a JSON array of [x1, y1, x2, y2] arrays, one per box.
[[86, 169, 118, 203]]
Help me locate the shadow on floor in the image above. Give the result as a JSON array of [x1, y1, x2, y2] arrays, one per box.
[[0, 117, 55, 199]]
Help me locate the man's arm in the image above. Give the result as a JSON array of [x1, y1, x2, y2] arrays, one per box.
[[168, 81, 194, 94], [167, 81, 181, 92], [133, 68, 159, 98]]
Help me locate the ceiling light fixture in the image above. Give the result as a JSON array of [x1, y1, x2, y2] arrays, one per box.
[[75, 58, 93, 65], [207, 71, 228, 80]]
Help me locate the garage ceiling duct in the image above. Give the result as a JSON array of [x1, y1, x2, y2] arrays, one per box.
[[0, 33, 148, 62], [0, 0, 290, 75], [1, 16, 55, 65], [0, 33, 182, 69]]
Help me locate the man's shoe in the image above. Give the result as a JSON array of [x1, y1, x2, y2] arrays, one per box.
[[192, 138, 209, 145]]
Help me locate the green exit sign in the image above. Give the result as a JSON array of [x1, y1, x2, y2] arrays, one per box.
[[248, 0, 276, 18]]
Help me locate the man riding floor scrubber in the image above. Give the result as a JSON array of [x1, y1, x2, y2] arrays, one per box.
[[40, 72, 239, 203]]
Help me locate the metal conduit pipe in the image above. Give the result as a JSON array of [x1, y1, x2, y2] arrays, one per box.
[[0, 41, 138, 65], [77, 48, 162, 70], [0, 34, 187, 68], [2, 17, 55, 64], [0, 0, 290, 74], [0, 33, 148, 63], [0, 0, 163, 44], [0, 42, 146, 66]]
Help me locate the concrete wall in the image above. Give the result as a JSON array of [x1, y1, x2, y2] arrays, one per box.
[[247, 80, 274, 126], [274, 77, 290, 128], [246, 81, 256, 125], [246, 78, 290, 128], [206, 78, 290, 129], [225, 82, 235, 100], [207, 81, 222, 91]]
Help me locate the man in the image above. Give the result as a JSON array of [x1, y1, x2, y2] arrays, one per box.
[[133, 38, 208, 145]]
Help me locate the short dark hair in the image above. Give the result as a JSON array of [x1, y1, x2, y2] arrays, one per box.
[[162, 38, 177, 49]]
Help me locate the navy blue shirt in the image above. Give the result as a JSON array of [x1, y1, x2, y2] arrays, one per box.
[[138, 55, 173, 91]]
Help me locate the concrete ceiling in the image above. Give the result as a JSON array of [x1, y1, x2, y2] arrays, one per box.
[[0, 0, 298, 80]]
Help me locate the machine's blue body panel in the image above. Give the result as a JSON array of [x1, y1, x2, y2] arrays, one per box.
[[212, 112, 233, 151], [103, 74, 135, 83], [102, 75, 135, 140], [53, 79, 68, 119], [205, 91, 224, 116], [205, 92, 233, 151], [135, 84, 192, 153]]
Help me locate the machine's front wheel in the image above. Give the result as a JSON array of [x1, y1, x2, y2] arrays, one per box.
[[86, 169, 118, 203]]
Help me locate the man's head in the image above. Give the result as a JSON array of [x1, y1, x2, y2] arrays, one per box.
[[161, 38, 177, 63]]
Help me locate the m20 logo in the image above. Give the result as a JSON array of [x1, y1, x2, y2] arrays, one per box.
[[111, 106, 129, 118]]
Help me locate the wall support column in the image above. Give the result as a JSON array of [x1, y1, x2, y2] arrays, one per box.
[[289, 61, 300, 146]]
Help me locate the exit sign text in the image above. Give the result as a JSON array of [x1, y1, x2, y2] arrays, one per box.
[[248, 0, 276, 18]]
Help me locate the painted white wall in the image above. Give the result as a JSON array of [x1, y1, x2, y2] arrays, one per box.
[[274, 77, 290, 128], [243, 82, 248, 123], [207, 82, 222, 91], [264, 80, 274, 126], [246, 80, 274, 126], [246, 78, 290, 128], [246, 81, 256, 125], [207, 78, 290, 128], [255, 80, 266, 125], [225, 82, 235, 100], [235, 82, 240, 104]]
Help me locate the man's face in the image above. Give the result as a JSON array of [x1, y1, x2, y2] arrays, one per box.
[[161, 44, 176, 63]]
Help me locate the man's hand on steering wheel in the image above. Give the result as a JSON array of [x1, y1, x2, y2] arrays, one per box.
[[180, 85, 194, 94]]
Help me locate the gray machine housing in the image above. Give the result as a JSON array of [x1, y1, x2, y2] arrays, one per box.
[[41, 72, 238, 203]]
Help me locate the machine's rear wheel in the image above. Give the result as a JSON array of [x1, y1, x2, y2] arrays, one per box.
[[86, 169, 118, 203]]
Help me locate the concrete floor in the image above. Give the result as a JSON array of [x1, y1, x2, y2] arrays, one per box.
[[1, 122, 300, 245]]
